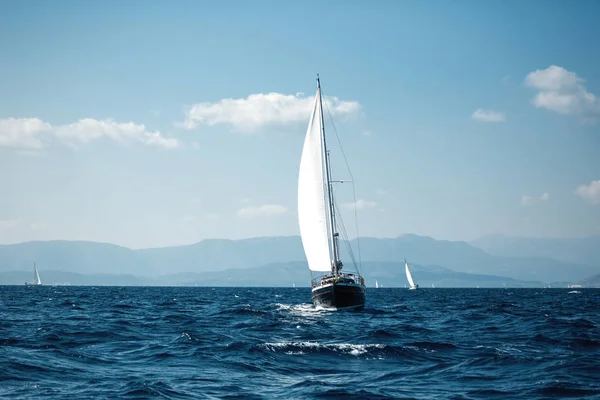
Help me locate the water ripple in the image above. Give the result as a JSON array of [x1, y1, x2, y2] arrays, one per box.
[[1, 286, 599, 399]]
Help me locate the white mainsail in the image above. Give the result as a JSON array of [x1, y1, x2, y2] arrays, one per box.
[[298, 88, 332, 272], [405, 261, 416, 289], [375, 280, 379, 288]]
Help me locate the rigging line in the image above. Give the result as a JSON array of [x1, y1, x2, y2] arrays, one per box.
[[331, 186, 353, 261], [333, 193, 361, 275], [322, 90, 363, 271], [335, 203, 354, 266]]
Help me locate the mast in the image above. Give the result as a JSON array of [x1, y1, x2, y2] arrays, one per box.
[[317, 75, 341, 275]]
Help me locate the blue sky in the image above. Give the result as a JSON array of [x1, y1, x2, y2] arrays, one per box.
[[1, 0, 599, 248]]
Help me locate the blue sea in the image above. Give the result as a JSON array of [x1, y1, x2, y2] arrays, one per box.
[[1, 286, 599, 399]]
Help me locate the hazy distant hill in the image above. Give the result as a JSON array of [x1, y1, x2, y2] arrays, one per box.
[[177, 262, 543, 288], [136, 236, 305, 274], [0, 240, 151, 276], [470, 234, 600, 267], [0, 270, 155, 286], [580, 272, 600, 288], [0, 235, 597, 285], [136, 234, 596, 282], [0, 262, 544, 288]]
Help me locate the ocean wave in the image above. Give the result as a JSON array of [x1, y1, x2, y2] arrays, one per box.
[[1, 286, 598, 399]]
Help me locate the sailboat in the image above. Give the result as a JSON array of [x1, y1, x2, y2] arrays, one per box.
[[405, 259, 418, 290], [298, 76, 366, 310], [375, 280, 379, 289], [25, 262, 42, 286]]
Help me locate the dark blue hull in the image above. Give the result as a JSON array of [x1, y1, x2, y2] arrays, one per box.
[[312, 283, 366, 310]]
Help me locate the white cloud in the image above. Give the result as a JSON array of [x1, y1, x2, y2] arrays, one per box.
[[181, 92, 361, 131], [237, 204, 288, 217], [0, 219, 20, 229], [521, 195, 534, 206], [525, 65, 580, 91], [55, 119, 179, 149], [524, 65, 600, 122], [521, 192, 549, 206], [182, 213, 220, 222], [0, 118, 51, 149], [375, 189, 388, 196], [181, 215, 196, 223], [344, 199, 378, 210], [0, 117, 179, 150], [575, 180, 600, 205], [472, 109, 506, 122]]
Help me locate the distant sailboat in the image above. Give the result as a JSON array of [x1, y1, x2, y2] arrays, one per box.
[[25, 262, 42, 286], [375, 280, 379, 289], [405, 259, 418, 290], [431, 283, 435, 288], [298, 76, 366, 310]]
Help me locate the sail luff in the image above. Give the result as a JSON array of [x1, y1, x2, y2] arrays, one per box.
[[298, 86, 333, 273]]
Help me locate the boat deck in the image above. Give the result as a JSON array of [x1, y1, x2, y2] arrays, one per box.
[[311, 273, 365, 289]]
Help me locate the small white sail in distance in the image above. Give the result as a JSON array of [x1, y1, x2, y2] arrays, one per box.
[[34, 262, 41, 285], [405, 260, 416, 289], [375, 280, 379, 288]]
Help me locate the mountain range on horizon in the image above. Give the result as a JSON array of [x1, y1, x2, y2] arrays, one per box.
[[1, 233, 598, 287]]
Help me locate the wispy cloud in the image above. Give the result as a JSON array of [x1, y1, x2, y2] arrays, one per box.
[[343, 199, 378, 210], [0, 219, 20, 229], [525, 65, 600, 123], [362, 130, 374, 137], [237, 204, 288, 217], [375, 189, 387, 196], [181, 213, 220, 222], [575, 180, 600, 205], [180, 92, 361, 132], [0, 117, 179, 150], [521, 192, 549, 206], [180, 215, 196, 223], [472, 109, 506, 123]]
